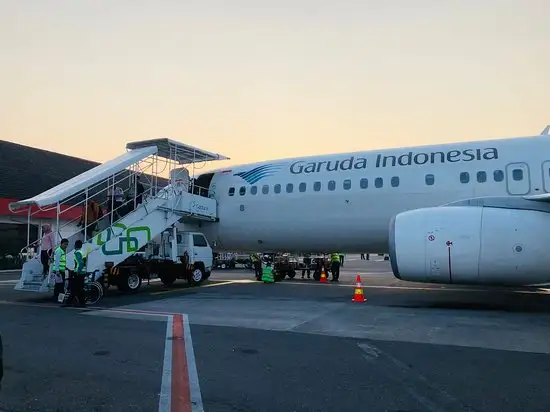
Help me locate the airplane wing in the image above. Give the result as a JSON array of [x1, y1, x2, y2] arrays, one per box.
[[524, 193, 550, 202]]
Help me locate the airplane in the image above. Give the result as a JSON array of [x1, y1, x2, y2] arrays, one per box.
[[192, 125, 550, 287]]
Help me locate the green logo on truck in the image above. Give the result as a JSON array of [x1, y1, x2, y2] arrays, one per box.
[[97, 223, 152, 256]]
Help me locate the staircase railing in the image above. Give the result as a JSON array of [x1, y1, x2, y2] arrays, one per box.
[[18, 156, 159, 260]]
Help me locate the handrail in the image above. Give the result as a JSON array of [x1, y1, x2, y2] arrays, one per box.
[[18, 155, 157, 215], [18, 160, 156, 255]]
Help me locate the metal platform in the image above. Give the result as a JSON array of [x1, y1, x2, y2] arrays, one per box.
[[126, 138, 230, 165]]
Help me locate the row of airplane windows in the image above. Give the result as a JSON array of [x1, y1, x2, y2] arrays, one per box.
[[228, 168, 524, 196]]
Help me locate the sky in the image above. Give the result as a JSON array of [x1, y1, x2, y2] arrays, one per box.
[[0, 0, 548, 173]]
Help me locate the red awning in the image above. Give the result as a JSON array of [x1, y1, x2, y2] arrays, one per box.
[[0, 198, 83, 220]]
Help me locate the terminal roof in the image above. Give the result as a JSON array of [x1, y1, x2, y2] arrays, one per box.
[[126, 138, 230, 165]]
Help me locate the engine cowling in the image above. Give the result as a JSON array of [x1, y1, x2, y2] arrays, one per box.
[[389, 205, 550, 286]]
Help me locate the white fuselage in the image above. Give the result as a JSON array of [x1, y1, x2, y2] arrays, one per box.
[[198, 135, 550, 253]]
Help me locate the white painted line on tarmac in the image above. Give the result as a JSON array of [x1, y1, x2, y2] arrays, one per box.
[[183, 314, 204, 412], [158, 316, 174, 412]]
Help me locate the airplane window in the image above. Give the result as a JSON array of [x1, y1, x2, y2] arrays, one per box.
[[228, 187, 235, 196], [460, 172, 470, 184], [286, 183, 294, 193], [250, 186, 258, 195], [513, 169, 523, 181], [425, 174, 434, 186], [343, 179, 351, 190], [262, 185, 269, 194], [328, 180, 336, 191], [360, 178, 368, 189], [313, 181, 321, 191], [493, 170, 504, 182], [477, 171, 487, 183], [274, 184, 281, 194], [375, 177, 383, 188], [391, 176, 399, 187], [239, 186, 246, 196], [299, 182, 307, 192]]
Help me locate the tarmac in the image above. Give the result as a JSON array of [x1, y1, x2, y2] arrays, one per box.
[[1, 254, 550, 412]]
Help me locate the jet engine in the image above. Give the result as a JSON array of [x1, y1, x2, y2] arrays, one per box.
[[389, 205, 550, 286]]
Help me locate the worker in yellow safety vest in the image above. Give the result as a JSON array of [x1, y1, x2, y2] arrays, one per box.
[[51, 238, 69, 301], [338, 252, 345, 267], [63, 239, 88, 307], [262, 261, 275, 284], [330, 252, 340, 282], [251, 252, 262, 280]]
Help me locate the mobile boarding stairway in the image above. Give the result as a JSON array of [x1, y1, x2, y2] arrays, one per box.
[[10, 138, 228, 293]]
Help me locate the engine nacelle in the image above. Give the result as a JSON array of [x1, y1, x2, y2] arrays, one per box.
[[389, 206, 550, 286]]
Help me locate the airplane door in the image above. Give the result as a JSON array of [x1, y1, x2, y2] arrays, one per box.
[[542, 161, 550, 193], [505, 162, 530, 195]]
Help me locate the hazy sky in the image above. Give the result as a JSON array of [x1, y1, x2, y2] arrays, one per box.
[[1, 0, 548, 172]]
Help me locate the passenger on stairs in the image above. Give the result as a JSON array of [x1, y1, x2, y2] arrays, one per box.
[[40, 224, 54, 277], [78, 200, 103, 240], [135, 175, 145, 205], [113, 186, 124, 218]]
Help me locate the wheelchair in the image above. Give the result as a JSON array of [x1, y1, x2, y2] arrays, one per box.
[[58, 271, 103, 306]]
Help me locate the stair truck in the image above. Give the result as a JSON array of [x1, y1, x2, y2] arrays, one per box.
[[10, 138, 228, 298], [108, 228, 214, 291]]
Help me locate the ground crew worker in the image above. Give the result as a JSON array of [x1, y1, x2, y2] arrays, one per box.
[[302, 253, 312, 279], [63, 240, 87, 307], [262, 261, 275, 284], [51, 238, 69, 301], [330, 252, 340, 282], [251, 252, 262, 280], [339, 252, 345, 267]]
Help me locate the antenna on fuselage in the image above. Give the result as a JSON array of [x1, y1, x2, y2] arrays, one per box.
[[541, 125, 550, 135]]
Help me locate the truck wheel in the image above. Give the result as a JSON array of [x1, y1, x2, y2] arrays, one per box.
[[117, 272, 142, 293], [190, 267, 205, 285]]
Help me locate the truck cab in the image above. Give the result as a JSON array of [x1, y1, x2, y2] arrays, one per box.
[[176, 231, 213, 271], [151, 229, 213, 286]]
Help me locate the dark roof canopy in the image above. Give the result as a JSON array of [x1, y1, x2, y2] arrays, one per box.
[[0, 140, 167, 204]]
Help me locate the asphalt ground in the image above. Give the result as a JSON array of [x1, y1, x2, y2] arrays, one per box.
[[1, 255, 550, 411]]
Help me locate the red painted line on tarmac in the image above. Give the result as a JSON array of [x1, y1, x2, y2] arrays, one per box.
[[171, 314, 192, 412]]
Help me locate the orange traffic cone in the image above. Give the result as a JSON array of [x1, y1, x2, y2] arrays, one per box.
[[320, 267, 328, 283], [352, 274, 366, 303]]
